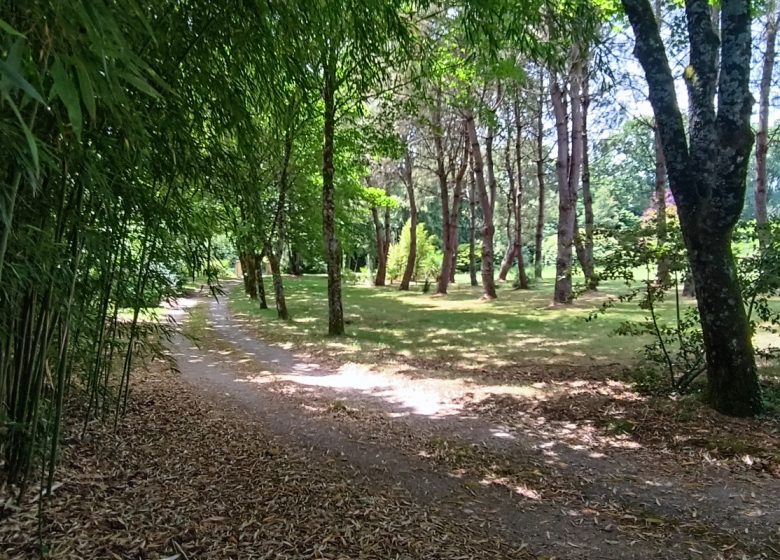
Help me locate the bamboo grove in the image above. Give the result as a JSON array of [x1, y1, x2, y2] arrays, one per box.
[[0, 0, 384, 496], [2, 0, 778, 497]]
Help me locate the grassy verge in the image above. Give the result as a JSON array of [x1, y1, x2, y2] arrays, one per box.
[[227, 274, 692, 368]]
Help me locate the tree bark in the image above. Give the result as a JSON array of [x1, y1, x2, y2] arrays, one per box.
[[534, 70, 546, 280], [399, 146, 417, 291], [654, 126, 671, 285], [433, 95, 455, 295], [321, 51, 344, 335], [550, 63, 583, 304], [651, 0, 671, 287], [448, 170, 465, 284], [371, 206, 389, 286], [622, 0, 762, 416], [255, 253, 268, 310], [498, 127, 516, 282], [289, 248, 303, 276], [240, 251, 257, 299], [265, 245, 289, 320], [465, 111, 497, 299], [551, 79, 572, 304], [468, 165, 479, 287], [438, 132, 469, 294], [756, 0, 779, 244], [578, 70, 596, 290]]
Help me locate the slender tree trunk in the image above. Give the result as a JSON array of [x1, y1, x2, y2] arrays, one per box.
[[240, 251, 257, 299], [448, 224, 459, 283], [579, 72, 596, 290], [400, 147, 417, 291], [756, 0, 779, 244], [513, 94, 530, 289], [654, 127, 671, 284], [465, 111, 497, 299], [534, 72, 546, 280], [321, 53, 344, 335], [468, 166, 479, 287], [498, 134, 516, 282], [652, 0, 671, 286], [265, 245, 289, 320], [433, 97, 453, 295], [255, 253, 268, 309], [498, 209, 516, 280], [551, 67, 582, 304], [289, 248, 303, 276], [439, 134, 469, 293], [372, 207, 388, 286]]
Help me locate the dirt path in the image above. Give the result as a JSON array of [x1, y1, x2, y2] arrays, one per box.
[[171, 288, 780, 559]]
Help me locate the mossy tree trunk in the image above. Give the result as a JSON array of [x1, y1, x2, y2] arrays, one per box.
[[623, 0, 762, 416]]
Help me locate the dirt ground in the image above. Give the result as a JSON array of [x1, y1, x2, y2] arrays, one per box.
[[2, 287, 779, 559]]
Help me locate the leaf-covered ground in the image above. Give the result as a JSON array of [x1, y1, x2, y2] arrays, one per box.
[[3, 285, 779, 559], [0, 366, 530, 559]]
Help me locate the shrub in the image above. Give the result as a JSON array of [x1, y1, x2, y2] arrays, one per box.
[[591, 219, 780, 398], [387, 220, 441, 283]]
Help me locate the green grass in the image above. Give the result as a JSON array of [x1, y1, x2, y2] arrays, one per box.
[[227, 272, 703, 369]]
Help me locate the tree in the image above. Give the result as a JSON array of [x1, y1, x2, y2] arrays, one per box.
[[465, 109, 498, 299], [622, 0, 762, 416], [398, 139, 417, 290], [298, 0, 414, 335], [534, 69, 547, 280], [756, 0, 780, 242], [573, 59, 597, 290], [550, 49, 585, 304]]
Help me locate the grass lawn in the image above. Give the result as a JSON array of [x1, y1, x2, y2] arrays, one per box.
[[227, 272, 705, 370]]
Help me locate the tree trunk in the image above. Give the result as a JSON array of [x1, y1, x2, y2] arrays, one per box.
[[756, 0, 779, 244], [682, 272, 695, 297], [433, 98, 453, 295], [687, 232, 761, 415], [652, 0, 671, 287], [622, 0, 761, 416], [400, 146, 417, 291], [468, 165, 479, 287], [255, 253, 268, 309], [654, 127, 671, 285], [240, 251, 257, 299], [550, 65, 583, 304], [497, 213, 516, 281], [465, 111, 497, 299], [371, 207, 388, 286], [513, 94, 530, 289], [534, 70, 546, 280], [289, 248, 303, 276], [579, 71, 596, 290], [321, 52, 344, 335], [497, 134, 516, 282], [438, 133, 469, 294], [265, 245, 289, 320]]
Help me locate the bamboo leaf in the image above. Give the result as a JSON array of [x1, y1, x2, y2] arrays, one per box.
[[51, 58, 83, 138], [120, 71, 160, 98], [0, 18, 25, 38], [0, 57, 44, 104], [74, 59, 97, 121], [5, 93, 39, 175]]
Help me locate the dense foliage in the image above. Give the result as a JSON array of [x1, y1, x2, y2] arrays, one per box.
[[2, 0, 779, 498]]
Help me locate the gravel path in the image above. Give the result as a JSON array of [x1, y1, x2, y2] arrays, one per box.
[[171, 288, 780, 559]]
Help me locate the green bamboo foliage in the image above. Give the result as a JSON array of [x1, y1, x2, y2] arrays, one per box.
[[0, 0, 261, 496], [0, 0, 492, 495]]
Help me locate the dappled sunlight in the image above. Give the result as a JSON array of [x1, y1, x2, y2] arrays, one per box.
[[478, 475, 542, 501]]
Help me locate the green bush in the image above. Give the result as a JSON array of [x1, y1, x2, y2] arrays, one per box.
[[387, 220, 441, 282], [456, 243, 482, 272]]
